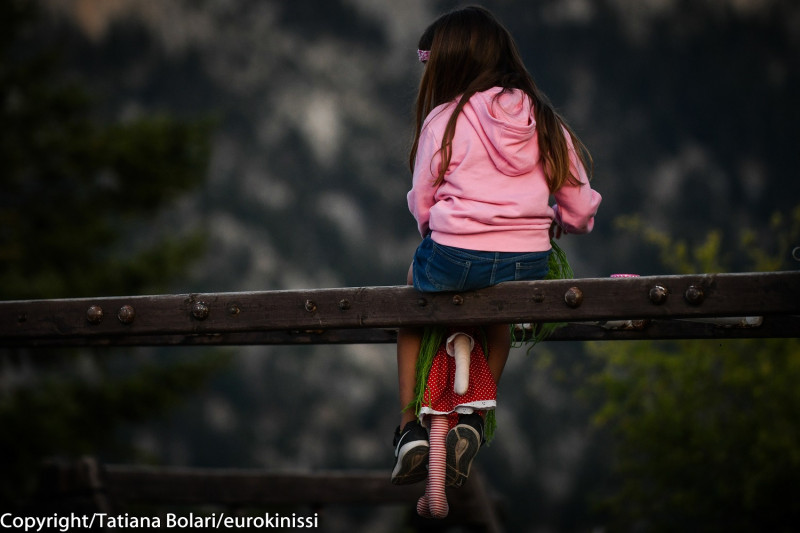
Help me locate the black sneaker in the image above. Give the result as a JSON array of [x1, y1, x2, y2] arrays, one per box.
[[391, 421, 429, 485], [445, 413, 484, 488]]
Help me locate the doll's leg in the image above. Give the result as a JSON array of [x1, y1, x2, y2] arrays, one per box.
[[417, 415, 449, 518], [485, 323, 511, 384]]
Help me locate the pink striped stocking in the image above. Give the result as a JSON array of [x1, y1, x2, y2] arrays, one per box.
[[416, 415, 449, 518]]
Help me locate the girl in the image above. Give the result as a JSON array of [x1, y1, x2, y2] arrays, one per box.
[[392, 6, 601, 486]]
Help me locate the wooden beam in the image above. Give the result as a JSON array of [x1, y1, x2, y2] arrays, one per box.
[[104, 466, 422, 507], [2, 272, 798, 344], [39, 459, 503, 532], [3, 315, 798, 347]]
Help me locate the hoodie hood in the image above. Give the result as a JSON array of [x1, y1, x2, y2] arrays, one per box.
[[408, 85, 600, 253], [462, 87, 539, 176]]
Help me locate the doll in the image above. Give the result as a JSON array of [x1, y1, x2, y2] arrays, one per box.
[[416, 328, 496, 518]]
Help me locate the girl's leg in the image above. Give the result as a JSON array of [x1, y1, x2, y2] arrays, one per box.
[[392, 263, 429, 486], [397, 263, 421, 427], [485, 323, 511, 384], [397, 326, 422, 427]]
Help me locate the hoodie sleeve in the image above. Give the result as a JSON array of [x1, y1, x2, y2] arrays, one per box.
[[407, 123, 442, 237], [551, 139, 602, 234]]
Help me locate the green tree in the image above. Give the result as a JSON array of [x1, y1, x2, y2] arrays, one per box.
[[587, 208, 800, 532], [0, 4, 210, 299], [0, 1, 224, 506]]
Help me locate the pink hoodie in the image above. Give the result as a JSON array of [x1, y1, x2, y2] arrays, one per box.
[[407, 87, 601, 252]]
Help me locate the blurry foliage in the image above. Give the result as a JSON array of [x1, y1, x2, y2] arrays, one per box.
[[0, 1, 225, 507], [613, 205, 800, 274], [0, 2, 212, 299], [0, 354, 229, 503], [586, 208, 800, 531]]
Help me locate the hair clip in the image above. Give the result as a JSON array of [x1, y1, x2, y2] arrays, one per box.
[[417, 49, 430, 63]]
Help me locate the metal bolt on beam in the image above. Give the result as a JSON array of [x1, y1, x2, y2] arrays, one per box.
[[192, 302, 210, 320], [117, 305, 135, 324], [564, 287, 583, 308], [86, 305, 104, 324], [684, 285, 705, 306], [649, 285, 668, 305]]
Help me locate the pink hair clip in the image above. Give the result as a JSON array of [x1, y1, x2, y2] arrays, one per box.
[[417, 49, 430, 63]]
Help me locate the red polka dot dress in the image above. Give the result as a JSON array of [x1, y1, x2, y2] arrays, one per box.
[[419, 327, 497, 429]]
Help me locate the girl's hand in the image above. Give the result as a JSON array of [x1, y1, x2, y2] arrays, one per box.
[[549, 221, 563, 240]]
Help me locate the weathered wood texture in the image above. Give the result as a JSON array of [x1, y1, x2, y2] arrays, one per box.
[[4, 316, 799, 347], [39, 459, 502, 533], [100, 466, 474, 508], [2, 271, 798, 346]]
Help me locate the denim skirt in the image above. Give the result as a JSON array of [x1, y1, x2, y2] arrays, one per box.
[[412, 235, 551, 292]]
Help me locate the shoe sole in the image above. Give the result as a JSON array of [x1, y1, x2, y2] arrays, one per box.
[[446, 424, 480, 488], [391, 441, 429, 485]]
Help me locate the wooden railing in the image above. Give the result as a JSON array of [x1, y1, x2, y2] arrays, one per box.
[[37, 458, 504, 532], [2, 271, 798, 347], [7, 271, 799, 532]]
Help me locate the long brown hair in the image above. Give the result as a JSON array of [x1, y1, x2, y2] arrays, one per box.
[[409, 6, 592, 192]]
